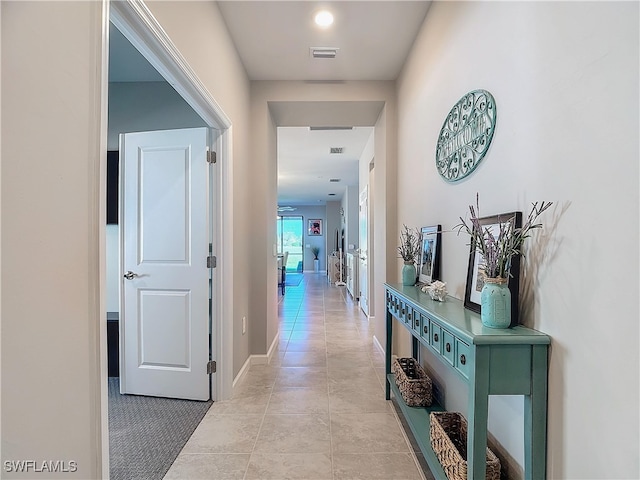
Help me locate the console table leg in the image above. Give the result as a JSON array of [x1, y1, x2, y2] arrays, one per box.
[[525, 344, 549, 480], [468, 346, 490, 480]]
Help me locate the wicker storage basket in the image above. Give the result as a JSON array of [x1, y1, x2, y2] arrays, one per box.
[[429, 412, 500, 480], [392, 357, 432, 407]]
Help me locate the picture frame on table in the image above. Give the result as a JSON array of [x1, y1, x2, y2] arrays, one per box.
[[464, 211, 522, 326], [418, 225, 441, 285], [308, 219, 323, 236]]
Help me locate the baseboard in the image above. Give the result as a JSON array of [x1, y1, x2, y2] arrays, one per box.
[[232, 333, 280, 394], [251, 332, 279, 365], [267, 332, 279, 363], [232, 355, 252, 391], [373, 334, 385, 356]]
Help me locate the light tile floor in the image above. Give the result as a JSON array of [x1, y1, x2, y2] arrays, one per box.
[[165, 273, 429, 480]]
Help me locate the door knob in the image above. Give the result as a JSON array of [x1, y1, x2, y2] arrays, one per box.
[[123, 271, 139, 280]]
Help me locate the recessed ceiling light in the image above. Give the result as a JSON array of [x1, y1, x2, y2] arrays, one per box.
[[314, 10, 334, 28]]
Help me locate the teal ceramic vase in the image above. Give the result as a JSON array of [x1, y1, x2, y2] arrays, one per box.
[[402, 262, 417, 286], [480, 277, 511, 328]]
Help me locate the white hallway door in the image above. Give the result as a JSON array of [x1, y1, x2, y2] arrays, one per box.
[[358, 187, 369, 316], [120, 127, 214, 401]]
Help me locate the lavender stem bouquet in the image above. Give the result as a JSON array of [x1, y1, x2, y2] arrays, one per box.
[[455, 195, 553, 279]]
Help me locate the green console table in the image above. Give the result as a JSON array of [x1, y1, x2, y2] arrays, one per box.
[[384, 283, 550, 480]]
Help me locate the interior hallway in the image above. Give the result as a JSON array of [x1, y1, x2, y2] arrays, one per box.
[[164, 273, 429, 479]]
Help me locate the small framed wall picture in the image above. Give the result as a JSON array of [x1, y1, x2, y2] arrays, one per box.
[[308, 219, 323, 236], [418, 225, 441, 285], [464, 211, 522, 324]]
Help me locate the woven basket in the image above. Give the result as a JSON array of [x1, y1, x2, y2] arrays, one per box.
[[392, 357, 432, 407], [429, 412, 500, 480]]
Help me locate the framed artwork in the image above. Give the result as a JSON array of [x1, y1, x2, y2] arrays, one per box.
[[464, 211, 522, 326], [308, 219, 322, 236], [418, 225, 441, 285]]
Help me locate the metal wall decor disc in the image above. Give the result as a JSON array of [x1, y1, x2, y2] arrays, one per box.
[[435, 89, 497, 183]]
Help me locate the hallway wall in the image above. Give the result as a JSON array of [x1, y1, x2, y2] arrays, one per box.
[[396, 2, 639, 478], [1, 2, 106, 477], [342, 184, 360, 253]]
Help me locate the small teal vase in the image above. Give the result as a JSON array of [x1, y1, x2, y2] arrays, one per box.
[[402, 262, 417, 286], [480, 278, 511, 328]]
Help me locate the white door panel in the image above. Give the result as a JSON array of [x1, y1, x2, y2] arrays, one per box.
[[121, 127, 211, 401], [138, 289, 191, 369]]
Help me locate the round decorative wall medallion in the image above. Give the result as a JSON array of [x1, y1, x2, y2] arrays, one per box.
[[435, 89, 497, 183]]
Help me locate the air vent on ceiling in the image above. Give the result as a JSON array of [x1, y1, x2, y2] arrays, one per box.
[[310, 47, 339, 59], [328, 193, 336, 196], [309, 126, 353, 131], [329, 178, 341, 183], [330, 147, 344, 154]]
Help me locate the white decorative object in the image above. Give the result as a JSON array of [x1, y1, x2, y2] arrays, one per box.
[[422, 281, 448, 302]]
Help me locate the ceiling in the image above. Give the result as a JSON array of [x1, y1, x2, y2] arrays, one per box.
[[216, 1, 431, 81], [278, 126, 374, 206], [110, 1, 432, 205]]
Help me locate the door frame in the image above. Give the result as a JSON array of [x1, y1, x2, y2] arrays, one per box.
[[102, 0, 234, 475]]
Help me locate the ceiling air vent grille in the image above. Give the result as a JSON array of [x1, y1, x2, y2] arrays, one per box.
[[329, 178, 341, 183], [330, 147, 344, 154], [309, 126, 353, 131], [310, 47, 339, 59]]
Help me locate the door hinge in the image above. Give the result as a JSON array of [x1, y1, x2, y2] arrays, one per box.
[[207, 255, 217, 268], [207, 360, 217, 374], [207, 150, 217, 164]]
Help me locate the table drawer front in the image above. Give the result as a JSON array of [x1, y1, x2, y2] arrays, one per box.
[[455, 339, 471, 379], [399, 301, 410, 324], [387, 292, 400, 317], [411, 310, 421, 334], [420, 314, 430, 341], [429, 322, 442, 354], [404, 305, 415, 326], [442, 330, 455, 366]]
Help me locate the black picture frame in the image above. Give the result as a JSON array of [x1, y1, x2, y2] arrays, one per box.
[[418, 225, 441, 285], [464, 211, 522, 326]]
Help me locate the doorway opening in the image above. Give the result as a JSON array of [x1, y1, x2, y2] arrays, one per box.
[[102, 2, 234, 477], [277, 215, 304, 272]]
